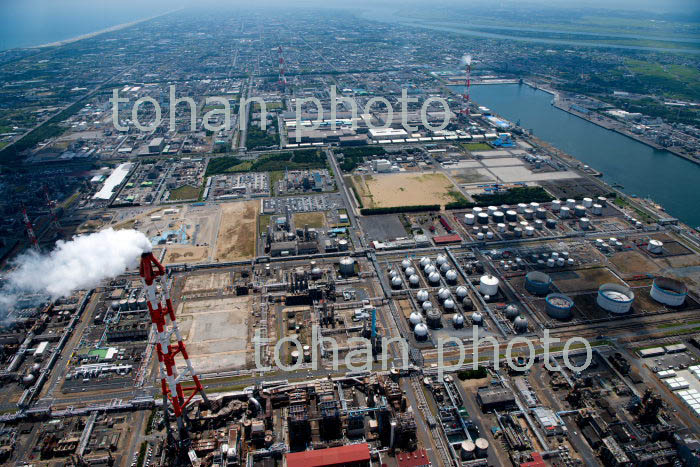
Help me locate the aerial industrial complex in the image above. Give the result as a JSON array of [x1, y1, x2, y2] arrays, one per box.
[[0, 5, 699, 467]]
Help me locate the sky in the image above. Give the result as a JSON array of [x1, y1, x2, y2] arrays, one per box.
[[0, 0, 697, 50]]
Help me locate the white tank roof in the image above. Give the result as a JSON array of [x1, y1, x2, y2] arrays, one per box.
[[456, 286, 468, 298], [414, 323, 429, 337]]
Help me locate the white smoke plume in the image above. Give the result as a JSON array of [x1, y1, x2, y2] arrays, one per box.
[[461, 54, 472, 66], [0, 229, 152, 310]]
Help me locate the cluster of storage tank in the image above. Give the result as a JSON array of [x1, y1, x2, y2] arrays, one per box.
[[460, 438, 489, 460], [501, 304, 528, 333], [417, 255, 459, 286], [110, 292, 147, 312], [530, 251, 575, 269], [594, 237, 625, 252]]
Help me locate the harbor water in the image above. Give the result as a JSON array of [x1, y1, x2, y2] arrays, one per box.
[[454, 83, 700, 228]]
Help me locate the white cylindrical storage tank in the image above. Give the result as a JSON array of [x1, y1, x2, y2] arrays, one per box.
[[291, 350, 300, 363], [534, 219, 544, 230], [446, 270, 458, 284], [560, 206, 571, 219], [650, 277, 687, 306], [514, 227, 522, 237], [417, 289, 429, 302], [487, 205, 497, 216], [493, 211, 505, 224], [338, 239, 349, 251], [409, 312, 423, 327], [477, 212, 489, 225], [409, 275, 420, 287], [391, 276, 403, 289], [128, 298, 137, 310], [479, 275, 499, 296], [452, 313, 465, 329], [388, 269, 399, 279], [505, 210, 518, 222], [486, 231, 494, 240], [340, 257, 355, 276], [517, 203, 527, 213], [597, 283, 634, 314], [535, 208, 547, 219], [557, 257, 565, 267], [647, 239, 663, 254], [579, 217, 590, 230], [566, 199, 576, 208], [414, 323, 429, 341], [401, 259, 412, 270], [574, 205, 586, 217], [422, 301, 433, 312], [592, 204, 603, 215], [444, 299, 455, 311], [477, 232, 485, 241], [583, 197, 593, 208], [464, 213, 475, 225], [497, 223, 506, 232], [551, 200, 561, 211], [525, 226, 535, 236], [472, 206, 483, 215], [523, 209, 534, 220], [597, 196, 608, 207], [428, 272, 441, 285], [547, 258, 555, 268], [529, 202, 540, 210]]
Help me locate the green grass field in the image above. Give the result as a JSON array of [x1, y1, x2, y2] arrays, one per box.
[[169, 185, 200, 200]]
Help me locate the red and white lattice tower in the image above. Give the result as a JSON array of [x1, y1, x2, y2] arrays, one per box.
[[278, 46, 287, 87], [461, 54, 472, 116], [43, 185, 62, 235], [21, 204, 39, 251], [140, 251, 208, 440]]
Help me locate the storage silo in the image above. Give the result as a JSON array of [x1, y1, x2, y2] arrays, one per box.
[[479, 275, 499, 296], [566, 199, 576, 208], [514, 315, 528, 334], [465, 213, 475, 225], [650, 277, 687, 307], [597, 283, 634, 314], [426, 309, 442, 329], [414, 323, 429, 341], [339, 257, 355, 276], [428, 272, 441, 285], [583, 197, 593, 208], [409, 312, 423, 328], [471, 311, 483, 325], [475, 438, 489, 458], [446, 270, 458, 284], [551, 200, 561, 211], [417, 289, 429, 302], [517, 203, 528, 213], [647, 239, 663, 254], [525, 271, 552, 295], [560, 207, 571, 219], [545, 293, 574, 320]]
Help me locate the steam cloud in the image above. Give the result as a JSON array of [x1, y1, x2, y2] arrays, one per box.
[[461, 54, 472, 66], [0, 229, 152, 310]]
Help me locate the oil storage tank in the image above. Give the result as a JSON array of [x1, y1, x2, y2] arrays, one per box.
[[479, 275, 499, 296], [545, 293, 574, 320], [426, 309, 442, 329], [650, 277, 688, 306], [597, 283, 634, 314], [339, 257, 355, 276], [524, 271, 552, 295], [414, 323, 429, 341]]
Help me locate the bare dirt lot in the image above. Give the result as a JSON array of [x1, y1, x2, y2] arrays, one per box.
[[215, 201, 258, 261], [177, 296, 252, 372], [164, 245, 210, 264], [610, 251, 661, 275], [551, 267, 624, 293], [351, 172, 459, 208], [183, 272, 232, 294]]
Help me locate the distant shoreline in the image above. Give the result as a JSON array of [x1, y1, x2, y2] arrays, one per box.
[[30, 8, 181, 49]]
